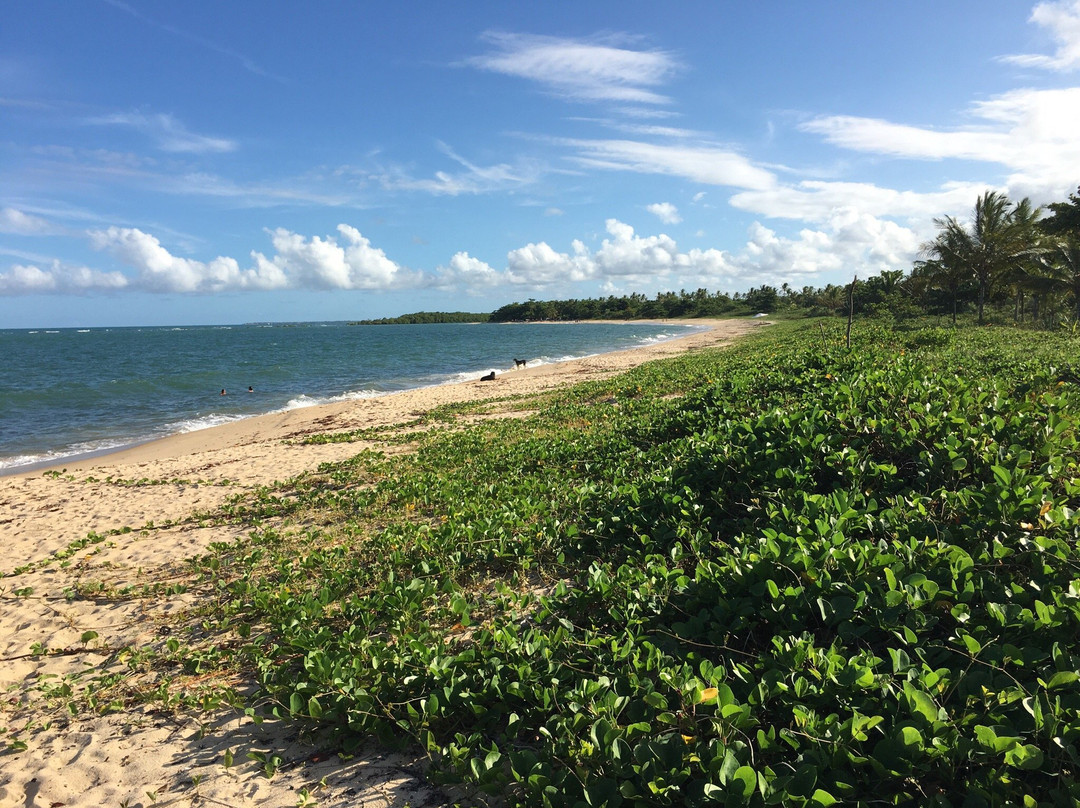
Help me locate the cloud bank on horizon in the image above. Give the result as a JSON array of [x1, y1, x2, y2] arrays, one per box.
[[2, 1, 1080, 324]]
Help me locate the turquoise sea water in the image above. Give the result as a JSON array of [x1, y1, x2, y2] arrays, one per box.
[[0, 320, 696, 473]]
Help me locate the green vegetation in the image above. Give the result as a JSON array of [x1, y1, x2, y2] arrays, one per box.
[[351, 311, 491, 325], [23, 318, 1074, 805]]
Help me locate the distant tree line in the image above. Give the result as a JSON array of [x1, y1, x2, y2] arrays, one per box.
[[352, 311, 490, 325], [488, 287, 781, 322], [490, 185, 1080, 327], [484, 278, 920, 323], [355, 186, 1080, 328]]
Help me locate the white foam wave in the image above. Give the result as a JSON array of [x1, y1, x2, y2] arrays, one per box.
[[170, 412, 250, 434], [280, 389, 383, 411], [0, 412, 253, 474], [0, 437, 134, 473], [637, 330, 686, 345]]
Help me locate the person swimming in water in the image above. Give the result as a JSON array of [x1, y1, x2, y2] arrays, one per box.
[[220, 389, 226, 395]]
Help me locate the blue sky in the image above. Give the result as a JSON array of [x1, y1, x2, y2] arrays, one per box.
[[3, 1, 1080, 327]]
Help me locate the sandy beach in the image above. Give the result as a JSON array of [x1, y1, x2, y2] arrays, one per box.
[[0, 318, 764, 808]]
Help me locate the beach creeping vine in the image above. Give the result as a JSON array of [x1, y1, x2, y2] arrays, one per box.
[[15, 319, 1080, 806], [163, 319, 1080, 805]]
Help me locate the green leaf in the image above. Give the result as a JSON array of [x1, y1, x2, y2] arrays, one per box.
[[898, 725, 924, 749], [716, 751, 739, 785], [308, 696, 323, 719], [731, 765, 756, 797], [810, 788, 839, 807], [974, 724, 998, 751], [1046, 671, 1080, 690], [904, 682, 940, 722], [702, 783, 724, 802], [1004, 743, 1045, 770]]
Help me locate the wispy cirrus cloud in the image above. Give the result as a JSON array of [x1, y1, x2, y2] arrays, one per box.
[[730, 180, 987, 224], [466, 32, 680, 106], [102, 0, 287, 82], [87, 111, 236, 154], [1002, 0, 1080, 71], [357, 141, 543, 196], [566, 137, 776, 190], [12, 142, 349, 208], [166, 172, 351, 206]]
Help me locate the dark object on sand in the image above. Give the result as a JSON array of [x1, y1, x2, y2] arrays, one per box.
[[514, 358, 527, 368], [480, 371, 496, 381]]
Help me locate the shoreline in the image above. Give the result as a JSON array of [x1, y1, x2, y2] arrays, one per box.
[[0, 317, 765, 808], [0, 319, 707, 479]]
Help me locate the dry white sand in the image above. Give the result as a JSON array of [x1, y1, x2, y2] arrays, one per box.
[[0, 318, 765, 808]]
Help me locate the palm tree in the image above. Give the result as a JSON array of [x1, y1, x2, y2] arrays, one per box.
[[911, 258, 967, 324], [925, 191, 1041, 324], [1035, 238, 1080, 323]]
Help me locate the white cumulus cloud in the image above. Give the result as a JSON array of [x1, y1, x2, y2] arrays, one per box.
[[253, 225, 407, 290], [646, 202, 681, 224], [506, 239, 594, 286], [435, 252, 502, 289], [497, 214, 921, 294], [0, 261, 128, 295], [89, 227, 286, 292], [4, 207, 924, 301], [595, 219, 680, 282]]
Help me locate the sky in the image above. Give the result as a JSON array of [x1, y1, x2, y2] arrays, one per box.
[[3, 1, 1080, 327]]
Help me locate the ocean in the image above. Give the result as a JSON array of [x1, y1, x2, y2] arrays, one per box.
[[0, 320, 697, 474]]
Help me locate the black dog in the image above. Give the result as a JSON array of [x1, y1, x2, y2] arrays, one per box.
[[480, 371, 496, 381], [514, 358, 528, 368]]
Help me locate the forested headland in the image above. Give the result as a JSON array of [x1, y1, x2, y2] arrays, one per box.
[[351, 311, 490, 325]]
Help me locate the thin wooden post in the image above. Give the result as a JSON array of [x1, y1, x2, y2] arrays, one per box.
[[846, 274, 857, 349]]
